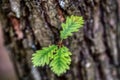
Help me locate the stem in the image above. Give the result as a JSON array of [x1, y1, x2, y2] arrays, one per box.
[[58, 40, 63, 48]]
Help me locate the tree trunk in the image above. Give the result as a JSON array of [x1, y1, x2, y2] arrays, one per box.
[[0, 0, 120, 80]]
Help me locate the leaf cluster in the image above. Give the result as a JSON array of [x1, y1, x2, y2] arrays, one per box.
[[32, 15, 84, 76], [32, 45, 71, 76]]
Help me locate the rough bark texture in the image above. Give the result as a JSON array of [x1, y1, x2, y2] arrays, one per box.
[[0, 0, 120, 80]]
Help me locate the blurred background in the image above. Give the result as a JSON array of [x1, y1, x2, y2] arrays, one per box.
[[0, 0, 120, 80]]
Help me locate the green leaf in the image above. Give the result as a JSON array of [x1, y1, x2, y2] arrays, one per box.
[[60, 15, 84, 39], [50, 46, 72, 76], [32, 45, 58, 67]]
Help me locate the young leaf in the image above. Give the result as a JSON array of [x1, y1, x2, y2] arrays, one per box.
[[60, 15, 84, 39], [32, 45, 58, 67], [50, 46, 72, 76]]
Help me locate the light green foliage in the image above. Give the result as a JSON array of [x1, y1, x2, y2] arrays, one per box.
[[60, 15, 84, 39], [32, 45, 57, 66], [32, 15, 84, 76], [50, 46, 72, 76], [32, 45, 71, 76]]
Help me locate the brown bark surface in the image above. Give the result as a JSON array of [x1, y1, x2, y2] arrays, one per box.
[[0, 0, 120, 80]]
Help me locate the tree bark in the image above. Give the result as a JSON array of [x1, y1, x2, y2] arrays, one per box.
[[0, 0, 120, 80]]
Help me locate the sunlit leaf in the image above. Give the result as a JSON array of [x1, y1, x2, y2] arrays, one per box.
[[60, 15, 84, 39], [50, 46, 72, 76], [32, 45, 58, 66]]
